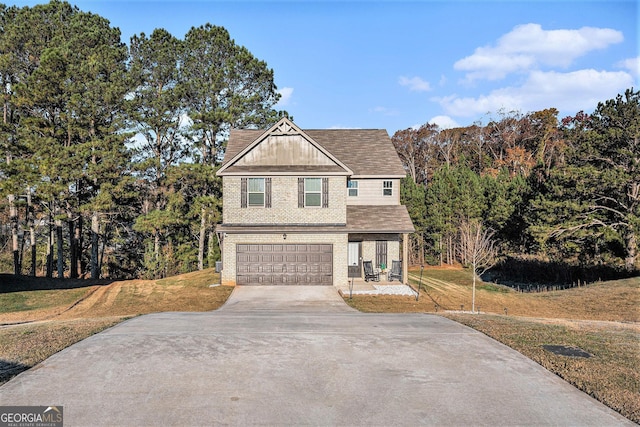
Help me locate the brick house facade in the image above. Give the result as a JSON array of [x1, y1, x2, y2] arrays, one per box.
[[216, 117, 414, 287]]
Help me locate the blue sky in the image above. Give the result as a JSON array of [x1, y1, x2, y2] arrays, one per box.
[[11, 0, 639, 134]]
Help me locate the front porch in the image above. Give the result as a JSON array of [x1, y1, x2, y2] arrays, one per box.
[[337, 277, 417, 297]]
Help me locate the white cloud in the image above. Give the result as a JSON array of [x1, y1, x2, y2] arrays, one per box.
[[399, 76, 431, 92], [617, 57, 640, 78], [428, 115, 459, 129], [435, 69, 634, 118], [276, 87, 294, 107], [455, 24, 624, 81]]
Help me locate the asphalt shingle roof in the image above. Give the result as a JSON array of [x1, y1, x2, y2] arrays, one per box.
[[216, 205, 414, 234], [222, 127, 407, 177], [346, 205, 415, 233]]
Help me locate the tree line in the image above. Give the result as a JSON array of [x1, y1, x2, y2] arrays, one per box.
[[0, 1, 286, 279], [395, 89, 639, 277], [1, 1, 637, 282]]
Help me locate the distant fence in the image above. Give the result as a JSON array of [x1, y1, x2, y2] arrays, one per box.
[[483, 257, 639, 292], [0, 274, 113, 293]]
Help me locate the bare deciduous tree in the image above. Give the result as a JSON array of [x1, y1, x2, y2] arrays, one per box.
[[458, 220, 498, 313]]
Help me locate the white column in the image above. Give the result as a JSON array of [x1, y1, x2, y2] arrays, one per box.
[[402, 233, 409, 284]]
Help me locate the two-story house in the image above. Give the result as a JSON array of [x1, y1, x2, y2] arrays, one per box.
[[216, 117, 414, 287]]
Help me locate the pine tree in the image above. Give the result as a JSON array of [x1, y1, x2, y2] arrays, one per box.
[[2, 1, 132, 278], [127, 29, 187, 277], [181, 24, 283, 269]]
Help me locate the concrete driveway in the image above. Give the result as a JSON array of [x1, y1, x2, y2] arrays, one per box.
[[0, 286, 632, 426]]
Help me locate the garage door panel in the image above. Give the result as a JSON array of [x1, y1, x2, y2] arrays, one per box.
[[236, 243, 332, 286]]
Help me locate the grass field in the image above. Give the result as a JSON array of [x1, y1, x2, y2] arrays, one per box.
[[1, 267, 638, 422]]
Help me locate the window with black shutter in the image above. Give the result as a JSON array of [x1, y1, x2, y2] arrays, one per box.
[[241, 177, 269, 208]]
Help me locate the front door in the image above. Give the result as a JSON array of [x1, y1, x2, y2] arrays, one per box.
[[348, 241, 361, 278]]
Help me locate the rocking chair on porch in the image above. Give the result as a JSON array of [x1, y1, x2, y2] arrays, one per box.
[[363, 261, 380, 282], [388, 260, 402, 282]]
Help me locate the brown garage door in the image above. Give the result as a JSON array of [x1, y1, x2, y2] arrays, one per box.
[[236, 243, 333, 285]]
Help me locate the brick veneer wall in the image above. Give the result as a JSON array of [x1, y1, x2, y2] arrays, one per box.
[[223, 176, 347, 225]]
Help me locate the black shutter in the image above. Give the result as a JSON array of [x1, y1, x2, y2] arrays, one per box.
[[298, 178, 304, 208], [241, 178, 247, 208], [322, 177, 329, 208], [265, 177, 272, 208], [376, 241, 388, 269]]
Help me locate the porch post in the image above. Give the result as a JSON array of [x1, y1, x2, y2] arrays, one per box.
[[402, 233, 409, 284]]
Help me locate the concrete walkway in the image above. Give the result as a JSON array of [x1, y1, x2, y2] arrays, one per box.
[[0, 286, 632, 426]]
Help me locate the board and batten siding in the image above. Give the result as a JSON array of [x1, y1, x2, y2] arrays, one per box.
[[346, 178, 400, 205], [233, 134, 336, 167]]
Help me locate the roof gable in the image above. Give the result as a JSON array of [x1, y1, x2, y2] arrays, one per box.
[[217, 118, 352, 176], [218, 118, 407, 177]]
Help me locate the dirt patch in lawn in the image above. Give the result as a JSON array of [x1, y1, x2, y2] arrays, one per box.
[[0, 269, 233, 324], [0, 269, 233, 385]]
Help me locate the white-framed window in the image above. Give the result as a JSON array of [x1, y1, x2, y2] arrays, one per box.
[[304, 178, 322, 207], [347, 179, 358, 197], [383, 180, 393, 196], [248, 177, 265, 207]]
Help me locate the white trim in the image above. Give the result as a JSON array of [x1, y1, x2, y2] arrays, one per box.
[[350, 174, 406, 179], [219, 171, 349, 176], [304, 177, 322, 207], [247, 177, 265, 207], [383, 180, 393, 196], [347, 179, 358, 197]]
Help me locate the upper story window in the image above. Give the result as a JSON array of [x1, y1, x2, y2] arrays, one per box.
[[305, 178, 322, 207], [347, 180, 358, 197], [248, 178, 265, 206], [241, 177, 271, 208], [298, 177, 328, 208], [383, 180, 393, 196]]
